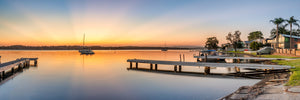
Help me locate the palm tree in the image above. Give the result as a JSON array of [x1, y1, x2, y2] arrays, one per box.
[[286, 16, 299, 49], [270, 18, 285, 48]]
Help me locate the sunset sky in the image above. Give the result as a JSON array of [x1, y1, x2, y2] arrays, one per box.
[[0, 0, 300, 46]]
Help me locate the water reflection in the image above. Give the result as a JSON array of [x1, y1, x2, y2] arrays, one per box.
[[0, 50, 260, 100]]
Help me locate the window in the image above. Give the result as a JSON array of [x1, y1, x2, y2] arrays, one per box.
[[285, 37, 289, 42], [295, 38, 298, 41], [295, 45, 297, 48]]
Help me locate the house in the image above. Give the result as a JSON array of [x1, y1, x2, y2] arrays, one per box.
[[267, 34, 300, 49], [244, 39, 265, 49], [243, 41, 252, 48]]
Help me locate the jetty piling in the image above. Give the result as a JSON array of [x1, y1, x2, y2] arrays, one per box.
[[174, 65, 177, 72], [150, 63, 153, 70], [235, 66, 241, 73], [179, 65, 182, 72], [204, 67, 210, 75], [130, 62, 132, 69]]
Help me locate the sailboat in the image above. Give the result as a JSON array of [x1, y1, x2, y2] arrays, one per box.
[[79, 34, 95, 54], [161, 41, 168, 51]]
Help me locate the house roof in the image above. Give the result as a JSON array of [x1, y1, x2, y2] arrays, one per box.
[[281, 34, 300, 39], [266, 35, 276, 40]]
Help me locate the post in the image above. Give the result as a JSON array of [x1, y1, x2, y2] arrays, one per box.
[[174, 65, 177, 72], [183, 54, 185, 62], [204, 67, 210, 75], [205, 54, 208, 62], [18, 64, 21, 68], [11, 67, 14, 73], [155, 64, 158, 70], [0, 73, 1, 81], [235, 66, 240, 73], [136, 63, 138, 69], [179, 65, 182, 72], [130, 62, 132, 69], [1, 71, 4, 80], [34, 60, 37, 66], [23, 62, 27, 68], [180, 54, 182, 62], [237, 59, 240, 63], [150, 63, 153, 70], [27, 61, 30, 66], [24, 61, 28, 67], [18, 64, 23, 71]]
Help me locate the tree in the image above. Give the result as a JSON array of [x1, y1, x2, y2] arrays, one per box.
[[250, 41, 263, 50], [248, 31, 263, 41], [270, 25, 289, 37], [205, 37, 219, 50], [286, 16, 299, 49], [270, 18, 285, 48], [226, 30, 241, 51]]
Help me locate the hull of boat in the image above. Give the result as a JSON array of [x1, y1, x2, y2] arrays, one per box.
[[79, 49, 95, 54]]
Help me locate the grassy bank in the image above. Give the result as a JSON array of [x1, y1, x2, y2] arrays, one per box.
[[226, 51, 300, 86], [259, 55, 298, 59], [225, 51, 244, 53], [272, 59, 300, 86], [254, 54, 300, 86]]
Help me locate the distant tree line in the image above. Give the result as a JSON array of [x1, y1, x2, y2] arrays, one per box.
[[0, 45, 200, 50]]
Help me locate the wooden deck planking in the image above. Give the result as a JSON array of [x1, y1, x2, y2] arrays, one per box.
[[0, 58, 38, 72], [127, 59, 291, 70], [194, 56, 291, 60]]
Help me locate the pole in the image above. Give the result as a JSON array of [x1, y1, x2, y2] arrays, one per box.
[[83, 33, 85, 48], [180, 54, 182, 62], [183, 54, 185, 62]]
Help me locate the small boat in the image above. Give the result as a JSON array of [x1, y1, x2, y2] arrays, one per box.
[[161, 42, 168, 51], [79, 34, 94, 54], [161, 48, 168, 51], [79, 49, 94, 54], [197, 50, 224, 62]]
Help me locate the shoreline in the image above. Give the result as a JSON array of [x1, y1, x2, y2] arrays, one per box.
[[220, 52, 300, 100], [220, 72, 290, 100]]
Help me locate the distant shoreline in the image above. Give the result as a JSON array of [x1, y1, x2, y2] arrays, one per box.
[[0, 45, 202, 50]]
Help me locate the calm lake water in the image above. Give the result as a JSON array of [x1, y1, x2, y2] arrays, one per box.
[[0, 50, 260, 100]]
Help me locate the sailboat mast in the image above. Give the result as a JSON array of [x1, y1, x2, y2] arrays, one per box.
[[83, 33, 85, 48]]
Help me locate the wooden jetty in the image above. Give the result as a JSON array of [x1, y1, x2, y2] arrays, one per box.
[[0, 58, 38, 81], [127, 59, 291, 74], [194, 55, 292, 60]]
